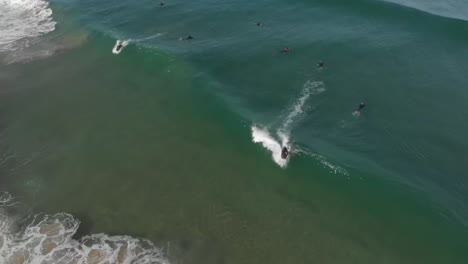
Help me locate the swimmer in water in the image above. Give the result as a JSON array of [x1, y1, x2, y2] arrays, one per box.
[[318, 60, 325, 69], [179, 35, 194, 41], [281, 147, 289, 159], [116, 44, 123, 52], [357, 102, 366, 112], [280, 47, 290, 53], [256, 22, 263, 27]]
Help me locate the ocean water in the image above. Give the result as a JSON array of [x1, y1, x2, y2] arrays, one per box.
[[1, 0, 468, 263]]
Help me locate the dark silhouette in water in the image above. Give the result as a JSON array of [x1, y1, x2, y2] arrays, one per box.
[[318, 60, 325, 69], [281, 147, 289, 159], [116, 44, 123, 51], [357, 102, 366, 112], [280, 47, 290, 53], [256, 22, 263, 27]]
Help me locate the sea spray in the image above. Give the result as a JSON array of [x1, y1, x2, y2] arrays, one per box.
[[251, 81, 325, 168], [252, 126, 288, 168]]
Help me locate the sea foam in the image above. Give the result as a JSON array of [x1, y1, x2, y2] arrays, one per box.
[[0, 0, 56, 53], [0, 193, 169, 264]]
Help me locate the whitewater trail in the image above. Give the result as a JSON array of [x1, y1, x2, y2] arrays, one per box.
[[278, 80, 325, 136], [252, 126, 288, 168], [251, 81, 325, 168], [133, 33, 165, 42], [251, 80, 347, 174], [112, 33, 164, 54]]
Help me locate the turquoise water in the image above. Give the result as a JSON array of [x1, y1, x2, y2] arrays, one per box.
[[1, 0, 468, 263], [59, 0, 468, 220]]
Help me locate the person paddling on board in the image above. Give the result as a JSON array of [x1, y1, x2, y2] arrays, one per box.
[[281, 147, 289, 159], [280, 47, 290, 53], [256, 22, 263, 27]]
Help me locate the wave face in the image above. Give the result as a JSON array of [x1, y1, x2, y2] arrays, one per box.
[[383, 0, 468, 21], [0, 193, 169, 264], [0, 0, 56, 53]]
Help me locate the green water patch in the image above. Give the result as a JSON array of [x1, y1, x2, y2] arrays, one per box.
[[0, 33, 467, 264]]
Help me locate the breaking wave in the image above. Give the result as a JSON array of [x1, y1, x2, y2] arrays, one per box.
[[0, 0, 56, 53], [0, 193, 169, 264], [251, 81, 325, 168]]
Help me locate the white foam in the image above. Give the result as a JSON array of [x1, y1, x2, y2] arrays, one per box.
[[279, 81, 325, 135], [251, 80, 325, 168], [252, 126, 288, 168], [111, 33, 164, 55], [352, 110, 361, 118], [0, 0, 56, 53], [112, 40, 130, 54], [0, 193, 169, 264]]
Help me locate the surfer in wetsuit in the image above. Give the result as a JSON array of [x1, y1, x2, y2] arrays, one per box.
[[357, 102, 366, 112], [281, 147, 289, 159], [116, 44, 123, 52], [281, 47, 290, 53], [256, 22, 263, 27], [318, 60, 324, 69], [186, 35, 194, 40]]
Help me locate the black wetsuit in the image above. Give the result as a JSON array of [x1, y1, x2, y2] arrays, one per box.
[[318, 61, 324, 68], [358, 103, 366, 111], [281, 147, 289, 159], [116, 45, 122, 51]]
